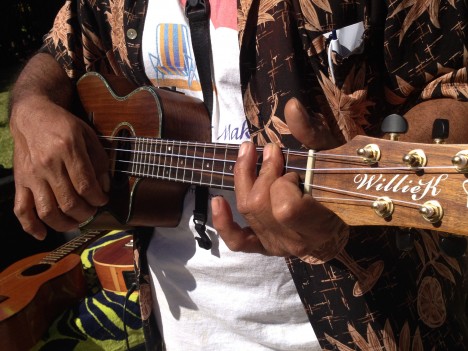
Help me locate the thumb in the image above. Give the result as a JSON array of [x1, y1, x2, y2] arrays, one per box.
[[284, 98, 339, 150]]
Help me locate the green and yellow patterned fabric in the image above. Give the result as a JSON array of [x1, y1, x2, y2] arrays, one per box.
[[32, 231, 145, 351]]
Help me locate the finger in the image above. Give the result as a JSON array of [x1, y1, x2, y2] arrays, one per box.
[[271, 172, 347, 241], [83, 124, 111, 193], [284, 98, 339, 150], [14, 186, 48, 240], [254, 143, 284, 186], [246, 143, 284, 218], [47, 166, 98, 223], [64, 127, 109, 207], [211, 196, 266, 254], [234, 142, 258, 213], [32, 180, 80, 233]]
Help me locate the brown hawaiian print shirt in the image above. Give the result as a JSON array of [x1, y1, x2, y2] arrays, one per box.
[[41, 0, 468, 350]]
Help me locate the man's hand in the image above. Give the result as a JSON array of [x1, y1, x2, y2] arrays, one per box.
[[9, 54, 109, 239], [212, 98, 348, 257]]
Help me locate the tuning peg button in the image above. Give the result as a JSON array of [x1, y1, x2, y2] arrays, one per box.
[[381, 114, 408, 140], [432, 119, 449, 143]]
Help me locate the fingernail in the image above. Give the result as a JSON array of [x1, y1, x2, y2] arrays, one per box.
[[100, 173, 110, 193], [33, 231, 46, 241], [211, 196, 220, 215], [238, 142, 250, 157]]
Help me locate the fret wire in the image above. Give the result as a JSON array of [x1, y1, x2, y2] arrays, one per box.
[[141, 137, 145, 176], [134, 138, 139, 176], [210, 144, 216, 187], [146, 137, 151, 177], [156, 137, 162, 179], [167, 141, 173, 181], [171, 140, 176, 181], [172, 140, 177, 180], [221, 145, 228, 188], [183, 140, 189, 184], [142, 138, 146, 176], [150, 138, 156, 178], [174, 141, 180, 181], [191, 143, 196, 184], [163, 140, 169, 179], [201, 142, 207, 185], [170, 140, 175, 180], [138, 138, 143, 176], [174, 140, 180, 180], [130, 139, 135, 175]]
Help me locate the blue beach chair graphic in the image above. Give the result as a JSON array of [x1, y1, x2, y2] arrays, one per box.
[[149, 23, 197, 87]]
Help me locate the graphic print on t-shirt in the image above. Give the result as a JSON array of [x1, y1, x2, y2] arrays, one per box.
[[142, 0, 249, 144], [147, 22, 199, 90], [144, 0, 237, 92]]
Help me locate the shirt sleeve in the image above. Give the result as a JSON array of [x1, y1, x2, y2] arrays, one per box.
[[39, 0, 117, 82]]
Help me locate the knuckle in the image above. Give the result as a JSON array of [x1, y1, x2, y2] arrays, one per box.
[[248, 193, 266, 213], [36, 204, 54, 221], [35, 153, 55, 169], [76, 179, 93, 196], [13, 201, 28, 219], [272, 200, 298, 224], [55, 135, 74, 151], [236, 198, 249, 215], [237, 194, 264, 216], [58, 197, 78, 214]]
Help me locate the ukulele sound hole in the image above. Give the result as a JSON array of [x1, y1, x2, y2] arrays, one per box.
[[21, 263, 51, 276]]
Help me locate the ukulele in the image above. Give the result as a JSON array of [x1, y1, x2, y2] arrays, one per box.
[[0, 230, 104, 351], [93, 235, 135, 293], [77, 72, 468, 237]]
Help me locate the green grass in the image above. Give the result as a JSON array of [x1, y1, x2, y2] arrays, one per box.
[[0, 90, 13, 168], [0, 65, 19, 169]]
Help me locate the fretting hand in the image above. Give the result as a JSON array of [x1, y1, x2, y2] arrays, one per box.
[[212, 98, 348, 257]]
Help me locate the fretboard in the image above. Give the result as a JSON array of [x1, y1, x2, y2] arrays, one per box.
[[39, 231, 103, 264], [116, 138, 308, 189]]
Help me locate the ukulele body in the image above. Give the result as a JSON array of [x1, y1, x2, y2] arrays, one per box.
[[0, 253, 86, 351], [77, 73, 211, 230]]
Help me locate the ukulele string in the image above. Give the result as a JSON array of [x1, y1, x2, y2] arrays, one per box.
[[99, 135, 367, 161], [98, 135, 461, 171], [110, 167, 427, 210], [102, 142, 459, 174], [0, 232, 101, 284], [100, 134, 457, 209]]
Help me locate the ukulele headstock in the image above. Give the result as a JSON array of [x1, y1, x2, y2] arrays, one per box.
[[311, 136, 468, 236]]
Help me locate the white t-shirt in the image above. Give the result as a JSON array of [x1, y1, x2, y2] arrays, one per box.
[[142, 1, 320, 349]]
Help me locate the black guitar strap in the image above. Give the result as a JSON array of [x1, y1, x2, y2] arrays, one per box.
[[185, 0, 213, 250]]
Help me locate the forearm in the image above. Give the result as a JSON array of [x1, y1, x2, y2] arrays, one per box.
[[9, 53, 74, 118]]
